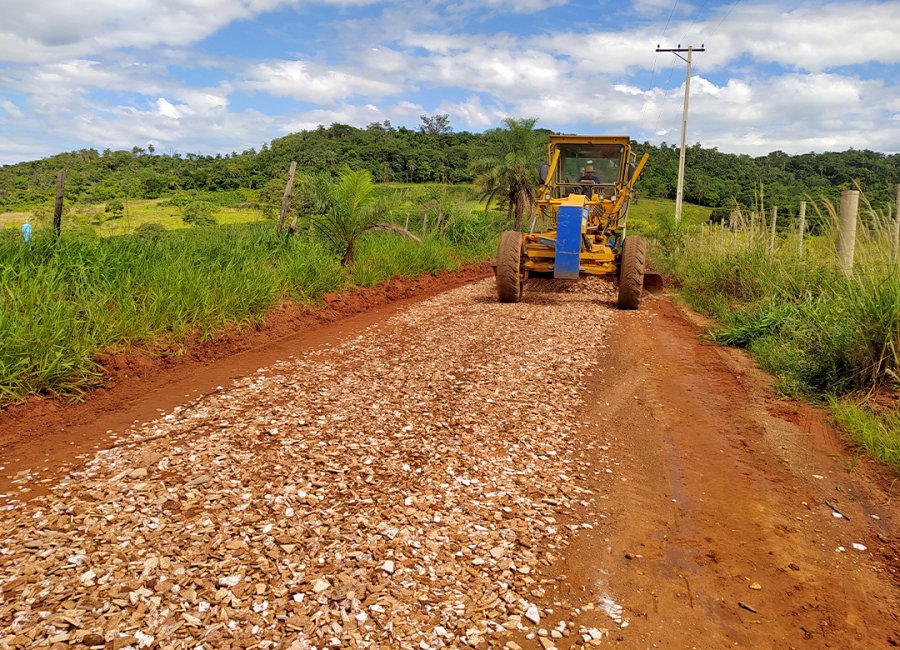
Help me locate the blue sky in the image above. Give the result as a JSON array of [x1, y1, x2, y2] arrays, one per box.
[[1, 0, 899, 164]]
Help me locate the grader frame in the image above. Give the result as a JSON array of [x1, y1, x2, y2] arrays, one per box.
[[495, 135, 658, 309]]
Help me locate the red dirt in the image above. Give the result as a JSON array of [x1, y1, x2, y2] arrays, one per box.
[[0, 264, 492, 502], [2, 275, 897, 648], [529, 297, 899, 648]]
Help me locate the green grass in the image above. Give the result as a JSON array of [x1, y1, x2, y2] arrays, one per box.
[[649, 203, 899, 470], [625, 198, 712, 237], [349, 233, 496, 287], [0, 216, 497, 405], [831, 399, 900, 469], [0, 198, 267, 235]]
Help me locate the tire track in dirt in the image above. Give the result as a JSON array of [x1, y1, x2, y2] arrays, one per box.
[[534, 297, 899, 648]]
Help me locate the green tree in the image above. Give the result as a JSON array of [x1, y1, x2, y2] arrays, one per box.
[[313, 169, 416, 265], [471, 117, 542, 229]]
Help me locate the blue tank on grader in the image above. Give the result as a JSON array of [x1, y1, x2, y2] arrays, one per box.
[[495, 135, 661, 309]]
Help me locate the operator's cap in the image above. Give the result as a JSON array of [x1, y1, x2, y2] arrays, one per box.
[[584, 164, 594, 172]]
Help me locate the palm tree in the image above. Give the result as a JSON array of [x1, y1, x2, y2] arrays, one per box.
[[313, 169, 418, 265], [471, 117, 542, 229]]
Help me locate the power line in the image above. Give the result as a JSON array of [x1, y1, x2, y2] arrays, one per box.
[[700, 0, 743, 41], [679, 0, 713, 44], [660, 0, 680, 40], [640, 0, 681, 137]]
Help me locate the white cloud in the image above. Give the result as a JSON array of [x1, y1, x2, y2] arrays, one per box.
[[0, 99, 23, 118], [438, 96, 507, 129], [447, 0, 567, 12], [0, 0, 299, 63], [242, 60, 399, 102], [156, 97, 185, 119], [280, 102, 398, 132], [3, 1, 900, 163]]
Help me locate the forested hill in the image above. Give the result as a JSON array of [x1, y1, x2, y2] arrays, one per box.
[[2, 122, 899, 214]]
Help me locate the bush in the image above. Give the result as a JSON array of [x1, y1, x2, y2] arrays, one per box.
[[134, 222, 167, 242], [105, 199, 125, 219], [182, 200, 218, 226]]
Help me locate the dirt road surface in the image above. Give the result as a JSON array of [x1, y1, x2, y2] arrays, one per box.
[[1, 277, 898, 649]]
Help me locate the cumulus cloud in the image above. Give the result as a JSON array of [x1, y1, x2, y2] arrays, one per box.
[[0, 0, 296, 63], [242, 60, 399, 102], [438, 96, 508, 129], [3, 0, 900, 163]]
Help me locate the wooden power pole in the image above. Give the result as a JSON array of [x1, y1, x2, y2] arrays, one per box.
[[656, 44, 705, 225]]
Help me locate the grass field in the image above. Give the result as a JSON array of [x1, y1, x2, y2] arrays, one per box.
[[626, 197, 712, 230], [0, 183, 710, 406], [0, 198, 267, 236]]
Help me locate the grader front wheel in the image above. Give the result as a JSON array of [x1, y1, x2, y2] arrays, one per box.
[[617, 235, 647, 310], [496, 230, 524, 303]]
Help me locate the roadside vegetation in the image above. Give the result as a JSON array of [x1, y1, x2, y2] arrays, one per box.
[[0, 177, 501, 404], [651, 198, 899, 470]]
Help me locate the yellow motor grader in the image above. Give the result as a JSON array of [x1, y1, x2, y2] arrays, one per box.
[[495, 135, 660, 309]]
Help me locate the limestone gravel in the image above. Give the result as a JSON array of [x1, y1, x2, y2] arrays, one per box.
[[0, 278, 618, 649]]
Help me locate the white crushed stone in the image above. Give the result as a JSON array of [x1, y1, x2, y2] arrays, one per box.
[[0, 278, 619, 648]]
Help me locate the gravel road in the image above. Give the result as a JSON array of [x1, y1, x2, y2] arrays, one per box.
[[2, 276, 898, 649], [1, 279, 620, 649]]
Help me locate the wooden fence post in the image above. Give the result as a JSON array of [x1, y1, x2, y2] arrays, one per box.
[[836, 190, 859, 276], [277, 161, 297, 236], [768, 206, 778, 257], [53, 170, 66, 236], [893, 184, 900, 266], [798, 200, 806, 256]]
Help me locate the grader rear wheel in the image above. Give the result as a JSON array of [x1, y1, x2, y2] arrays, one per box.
[[496, 230, 524, 303], [617, 235, 647, 310]]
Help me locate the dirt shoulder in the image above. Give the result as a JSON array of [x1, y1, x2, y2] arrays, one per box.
[[532, 296, 899, 648]]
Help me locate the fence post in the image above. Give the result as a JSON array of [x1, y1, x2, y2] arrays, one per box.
[[798, 200, 806, 256], [836, 190, 859, 276], [53, 170, 66, 237], [893, 184, 900, 266], [277, 161, 297, 236], [768, 206, 778, 257]]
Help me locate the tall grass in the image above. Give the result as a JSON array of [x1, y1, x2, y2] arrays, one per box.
[[0, 219, 497, 403], [653, 199, 899, 469]]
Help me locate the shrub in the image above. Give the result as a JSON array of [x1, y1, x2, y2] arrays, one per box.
[[182, 200, 218, 226], [134, 222, 167, 242], [105, 199, 125, 219]]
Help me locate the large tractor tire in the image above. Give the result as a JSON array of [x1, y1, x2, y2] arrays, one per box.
[[496, 230, 524, 303], [617, 235, 647, 310]]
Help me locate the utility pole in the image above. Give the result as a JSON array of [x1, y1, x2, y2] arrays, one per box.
[[656, 44, 705, 224]]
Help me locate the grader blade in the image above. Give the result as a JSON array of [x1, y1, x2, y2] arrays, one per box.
[[644, 272, 664, 295]]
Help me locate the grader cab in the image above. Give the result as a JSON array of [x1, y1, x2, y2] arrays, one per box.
[[495, 135, 660, 309]]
